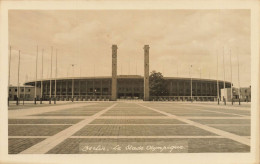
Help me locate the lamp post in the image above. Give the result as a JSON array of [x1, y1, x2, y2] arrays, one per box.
[[71, 64, 75, 102]]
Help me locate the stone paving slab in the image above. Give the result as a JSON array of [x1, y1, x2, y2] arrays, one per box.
[[184, 103, 251, 111], [209, 125, 251, 136], [8, 119, 83, 124], [31, 106, 106, 116], [160, 106, 249, 117], [9, 103, 94, 118], [33, 111, 102, 116], [170, 113, 239, 117], [8, 102, 71, 110], [9, 125, 71, 136], [73, 125, 218, 136], [60, 108, 105, 112], [146, 103, 251, 113], [102, 108, 165, 116], [190, 119, 250, 124], [152, 108, 243, 117], [184, 106, 251, 116], [9, 138, 46, 154], [47, 138, 250, 154], [89, 119, 186, 124], [115, 103, 141, 107]]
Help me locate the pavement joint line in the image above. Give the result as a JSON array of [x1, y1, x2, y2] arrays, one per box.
[[205, 124, 250, 126], [184, 103, 251, 111], [179, 117, 250, 119], [87, 124, 189, 125], [179, 106, 249, 117], [12, 116, 90, 119], [8, 124, 75, 125], [9, 136, 49, 138], [98, 116, 170, 119], [69, 136, 224, 139], [136, 103, 250, 146], [19, 103, 118, 154], [15, 116, 250, 120], [8, 103, 97, 118]]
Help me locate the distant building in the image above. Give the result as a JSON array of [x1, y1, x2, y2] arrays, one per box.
[[221, 86, 251, 102], [8, 85, 40, 101]]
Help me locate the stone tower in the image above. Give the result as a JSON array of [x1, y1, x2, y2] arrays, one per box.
[[144, 45, 150, 101], [111, 45, 118, 101]]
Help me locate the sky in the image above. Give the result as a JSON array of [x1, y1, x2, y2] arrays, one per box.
[[8, 10, 251, 87]]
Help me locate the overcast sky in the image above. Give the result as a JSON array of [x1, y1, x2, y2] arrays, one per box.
[[8, 10, 250, 87]]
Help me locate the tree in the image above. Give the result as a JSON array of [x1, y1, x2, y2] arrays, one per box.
[[149, 70, 168, 96]]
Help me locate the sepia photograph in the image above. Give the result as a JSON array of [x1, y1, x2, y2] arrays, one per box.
[[0, 0, 259, 164]]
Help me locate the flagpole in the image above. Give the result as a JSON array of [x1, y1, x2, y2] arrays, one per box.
[[190, 65, 193, 102], [17, 50, 21, 105], [217, 50, 219, 105], [8, 46, 11, 106], [223, 46, 226, 105], [199, 67, 202, 101], [72, 64, 75, 102], [230, 48, 233, 105], [54, 49, 57, 104], [237, 49, 241, 105], [49, 46, 53, 104], [41, 49, 44, 104], [23, 75, 26, 105], [34, 45, 38, 105]]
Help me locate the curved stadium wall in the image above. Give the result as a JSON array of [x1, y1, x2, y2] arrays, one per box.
[[24, 75, 231, 101]]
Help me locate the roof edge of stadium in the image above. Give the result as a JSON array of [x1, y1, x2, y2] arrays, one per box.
[[24, 75, 231, 84]]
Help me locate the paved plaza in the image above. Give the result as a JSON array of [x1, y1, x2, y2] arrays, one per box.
[[8, 101, 251, 154]]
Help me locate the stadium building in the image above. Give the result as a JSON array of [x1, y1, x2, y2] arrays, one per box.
[[22, 75, 231, 101]]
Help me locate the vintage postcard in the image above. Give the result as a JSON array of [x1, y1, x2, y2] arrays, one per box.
[[0, 0, 259, 164]]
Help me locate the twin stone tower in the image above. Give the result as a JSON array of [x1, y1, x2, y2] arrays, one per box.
[[111, 45, 150, 101]]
